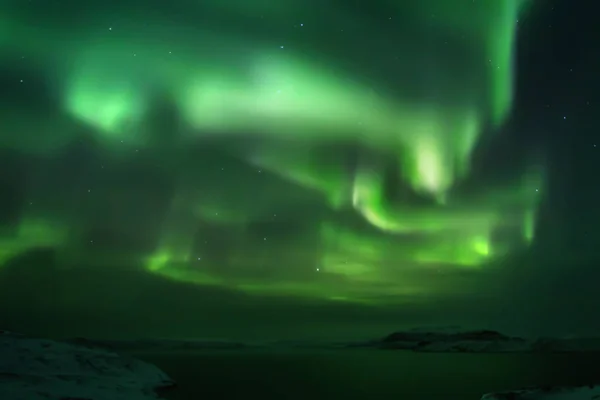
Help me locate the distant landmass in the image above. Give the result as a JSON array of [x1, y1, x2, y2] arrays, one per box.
[[377, 329, 600, 353], [0, 330, 174, 400]]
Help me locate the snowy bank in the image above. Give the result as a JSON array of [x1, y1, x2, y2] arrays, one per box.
[[481, 384, 600, 399], [0, 331, 175, 400]]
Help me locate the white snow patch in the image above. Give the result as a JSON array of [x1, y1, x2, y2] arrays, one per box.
[[481, 385, 600, 399], [0, 331, 174, 400]]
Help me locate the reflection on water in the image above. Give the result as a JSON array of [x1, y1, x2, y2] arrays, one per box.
[[133, 350, 600, 400]]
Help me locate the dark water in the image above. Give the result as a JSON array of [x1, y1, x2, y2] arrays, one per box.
[[133, 350, 600, 400]]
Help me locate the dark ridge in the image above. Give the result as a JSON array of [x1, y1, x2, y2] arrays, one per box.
[[382, 330, 524, 343]]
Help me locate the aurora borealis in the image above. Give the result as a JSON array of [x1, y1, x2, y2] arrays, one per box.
[[0, 0, 597, 339]]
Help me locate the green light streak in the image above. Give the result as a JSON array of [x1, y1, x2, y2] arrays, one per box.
[[0, 0, 543, 304]]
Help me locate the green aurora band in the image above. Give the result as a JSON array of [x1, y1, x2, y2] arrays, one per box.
[[0, 0, 542, 303]]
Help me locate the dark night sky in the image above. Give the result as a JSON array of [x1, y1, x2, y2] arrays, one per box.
[[0, 0, 599, 340]]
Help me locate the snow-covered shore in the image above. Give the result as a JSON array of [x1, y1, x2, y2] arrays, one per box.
[[0, 331, 174, 400], [481, 385, 600, 400]]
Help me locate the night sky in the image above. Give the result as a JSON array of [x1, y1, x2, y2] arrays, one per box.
[[0, 0, 598, 340]]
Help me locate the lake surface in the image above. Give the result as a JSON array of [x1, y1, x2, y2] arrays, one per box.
[[133, 349, 600, 400]]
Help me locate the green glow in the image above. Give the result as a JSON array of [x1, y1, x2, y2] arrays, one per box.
[[64, 58, 148, 140], [0, 0, 543, 304], [524, 209, 536, 243], [0, 219, 68, 266]]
